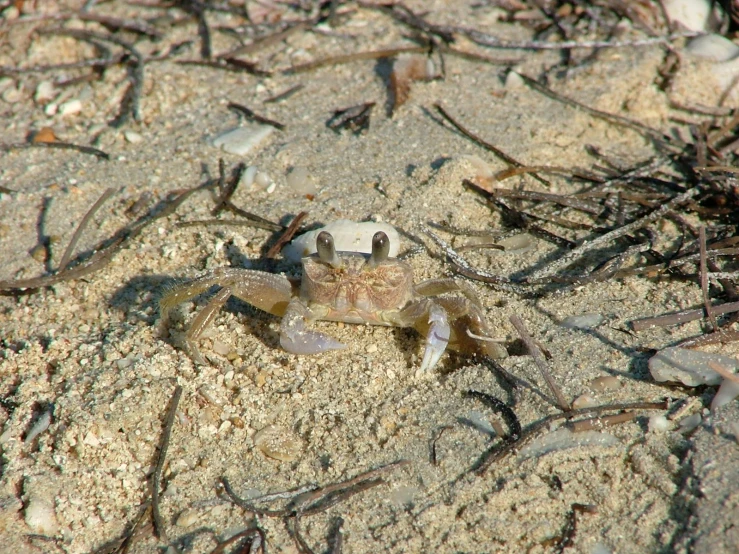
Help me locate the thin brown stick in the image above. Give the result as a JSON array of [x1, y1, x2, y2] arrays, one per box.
[[699, 226, 718, 331], [228, 102, 286, 130], [487, 186, 603, 214], [569, 411, 636, 432], [528, 186, 700, 280], [473, 400, 668, 475], [708, 361, 739, 384], [678, 329, 739, 348], [516, 72, 684, 149], [630, 300, 739, 331], [57, 187, 116, 273], [509, 315, 570, 412], [152, 385, 183, 541], [212, 161, 243, 216], [283, 46, 427, 74], [266, 211, 308, 258], [0, 141, 110, 159], [264, 84, 305, 103]]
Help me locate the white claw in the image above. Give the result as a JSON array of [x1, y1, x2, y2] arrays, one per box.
[[418, 305, 450, 373], [280, 308, 346, 355]]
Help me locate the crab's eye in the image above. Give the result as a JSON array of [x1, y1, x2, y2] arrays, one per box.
[[369, 231, 390, 266], [316, 231, 341, 267]]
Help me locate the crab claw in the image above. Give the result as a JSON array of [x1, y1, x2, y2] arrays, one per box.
[[418, 305, 451, 373], [280, 299, 346, 355]]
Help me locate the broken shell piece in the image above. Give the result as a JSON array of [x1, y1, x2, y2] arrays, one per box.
[[282, 220, 401, 263], [253, 425, 302, 462], [571, 394, 598, 410], [649, 347, 739, 386], [711, 378, 739, 410], [390, 54, 435, 112], [211, 125, 274, 156], [590, 376, 621, 392], [518, 427, 619, 460]]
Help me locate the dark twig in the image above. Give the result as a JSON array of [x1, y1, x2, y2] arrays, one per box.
[[264, 84, 305, 103], [424, 229, 530, 295], [283, 46, 427, 74], [464, 391, 521, 441], [44, 28, 145, 124], [528, 186, 701, 280], [554, 503, 598, 553], [0, 141, 110, 160], [699, 226, 718, 331], [212, 161, 243, 216], [57, 188, 116, 273], [228, 102, 286, 130], [267, 211, 308, 258], [630, 300, 739, 331], [208, 526, 265, 554], [473, 400, 668, 475], [151, 385, 182, 541], [509, 315, 570, 412], [516, 72, 684, 149], [569, 411, 636, 432], [0, 176, 218, 291]]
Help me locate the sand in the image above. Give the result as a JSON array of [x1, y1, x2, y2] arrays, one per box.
[[1, 2, 738, 553]]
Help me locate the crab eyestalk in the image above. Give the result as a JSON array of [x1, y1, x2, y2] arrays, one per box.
[[316, 231, 342, 268], [368, 231, 390, 267]]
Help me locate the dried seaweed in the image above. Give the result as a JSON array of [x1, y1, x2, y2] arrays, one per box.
[[0, 141, 110, 159], [266, 211, 308, 259], [327, 102, 375, 135], [228, 102, 286, 130], [151, 385, 182, 540]]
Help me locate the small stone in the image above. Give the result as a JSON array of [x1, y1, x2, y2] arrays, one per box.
[[559, 313, 604, 330], [1, 87, 23, 104], [32, 127, 57, 143], [176, 508, 199, 527], [59, 99, 82, 116], [497, 234, 534, 253], [686, 34, 739, 62], [649, 347, 739, 386], [571, 394, 598, 409], [505, 70, 525, 89], [24, 497, 59, 535], [34, 81, 55, 103], [366, 344, 378, 354], [124, 130, 143, 144], [44, 103, 58, 116], [212, 340, 231, 356], [678, 413, 702, 433], [663, 0, 719, 32], [648, 415, 670, 433], [590, 376, 621, 392], [83, 431, 100, 447], [286, 165, 317, 195], [253, 425, 303, 462], [1, 5, 20, 19], [211, 125, 274, 156]]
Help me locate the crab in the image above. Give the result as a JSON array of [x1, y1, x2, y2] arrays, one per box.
[[159, 230, 506, 373]]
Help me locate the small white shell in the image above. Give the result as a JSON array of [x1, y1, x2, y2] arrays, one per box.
[[282, 220, 401, 263], [211, 125, 274, 156]]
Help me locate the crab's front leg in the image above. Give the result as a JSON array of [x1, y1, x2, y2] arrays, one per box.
[[394, 299, 451, 374], [280, 298, 347, 355]]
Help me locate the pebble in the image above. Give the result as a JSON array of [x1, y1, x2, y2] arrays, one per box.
[[34, 81, 55, 103], [1, 87, 23, 104], [505, 69, 525, 89], [283, 220, 401, 262], [59, 98, 82, 116], [663, 0, 718, 31], [253, 425, 302, 462], [571, 394, 598, 410], [712, 378, 739, 410], [648, 415, 671, 433], [559, 313, 604, 330], [211, 125, 273, 156], [285, 165, 318, 195], [124, 130, 143, 144], [497, 233, 534, 253], [590, 376, 621, 392], [686, 34, 739, 62], [24, 496, 59, 535], [24, 409, 52, 443], [678, 412, 702, 433], [649, 346, 739, 386], [176, 508, 199, 527]]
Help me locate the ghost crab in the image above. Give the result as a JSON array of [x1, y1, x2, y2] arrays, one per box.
[[159, 230, 506, 373]]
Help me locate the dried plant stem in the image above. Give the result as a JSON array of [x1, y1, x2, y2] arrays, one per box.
[[509, 315, 570, 412], [631, 300, 739, 331], [569, 411, 635, 432], [267, 211, 308, 258], [699, 226, 718, 331], [528, 186, 700, 280], [152, 385, 182, 541], [57, 187, 116, 273]]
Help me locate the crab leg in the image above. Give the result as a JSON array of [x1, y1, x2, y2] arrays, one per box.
[[280, 298, 346, 355]]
